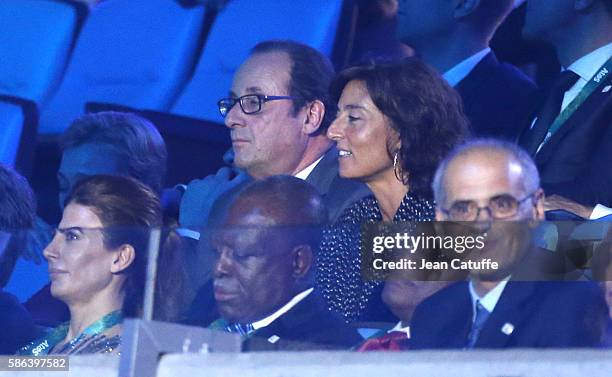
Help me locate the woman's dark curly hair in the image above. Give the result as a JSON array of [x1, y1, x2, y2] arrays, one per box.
[[330, 58, 470, 199]]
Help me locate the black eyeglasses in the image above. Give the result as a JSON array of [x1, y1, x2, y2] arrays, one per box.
[[217, 94, 295, 117], [440, 192, 538, 221]]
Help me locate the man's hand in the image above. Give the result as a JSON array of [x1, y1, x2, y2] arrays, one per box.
[[544, 195, 594, 219], [179, 167, 250, 231]]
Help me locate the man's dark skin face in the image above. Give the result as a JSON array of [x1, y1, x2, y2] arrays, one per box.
[[212, 199, 310, 323]]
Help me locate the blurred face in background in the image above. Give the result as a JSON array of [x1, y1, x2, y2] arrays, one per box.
[[396, 0, 456, 47], [522, 0, 576, 44], [58, 143, 124, 209], [327, 80, 400, 184]]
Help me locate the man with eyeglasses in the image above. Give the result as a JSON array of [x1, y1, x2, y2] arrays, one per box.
[[179, 40, 370, 327], [409, 139, 607, 349], [180, 40, 369, 234]]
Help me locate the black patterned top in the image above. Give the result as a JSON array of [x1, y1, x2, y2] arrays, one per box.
[[316, 193, 435, 323]]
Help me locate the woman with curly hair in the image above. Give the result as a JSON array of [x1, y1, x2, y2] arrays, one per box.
[[317, 58, 470, 322]]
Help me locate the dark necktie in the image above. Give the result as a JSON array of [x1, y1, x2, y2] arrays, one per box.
[[466, 300, 490, 349], [225, 322, 255, 337], [521, 70, 580, 156]]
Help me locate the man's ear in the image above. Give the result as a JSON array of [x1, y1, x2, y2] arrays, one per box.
[[110, 244, 136, 274], [454, 0, 481, 19], [291, 244, 313, 278], [301, 100, 325, 135], [574, 0, 596, 12]]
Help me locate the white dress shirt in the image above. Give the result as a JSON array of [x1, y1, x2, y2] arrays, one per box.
[[387, 321, 411, 338], [561, 42, 612, 111], [468, 277, 510, 318], [252, 288, 314, 331], [294, 156, 324, 180], [443, 48, 491, 87]]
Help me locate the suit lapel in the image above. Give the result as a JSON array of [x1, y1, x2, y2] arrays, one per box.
[[305, 146, 337, 195], [455, 52, 498, 108], [434, 282, 473, 348], [536, 73, 612, 165], [475, 281, 536, 348], [517, 89, 549, 148]]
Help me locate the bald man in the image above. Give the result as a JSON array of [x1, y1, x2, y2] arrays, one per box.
[[209, 175, 361, 351], [410, 139, 607, 349]]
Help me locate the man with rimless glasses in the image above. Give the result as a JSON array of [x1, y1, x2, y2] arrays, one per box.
[[409, 139, 607, 349]]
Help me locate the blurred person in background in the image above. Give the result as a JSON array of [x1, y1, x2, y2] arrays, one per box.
[[519, 0, 612, 217], [20, 111, 170, 327], [396, 0, 537, 140], [0, 164, 39, 354]]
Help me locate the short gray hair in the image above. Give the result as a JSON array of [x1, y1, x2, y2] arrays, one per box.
[[432, 138, 540, 206], [60, 111, 167, 193]]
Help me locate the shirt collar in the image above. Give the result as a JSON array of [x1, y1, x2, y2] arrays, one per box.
[[443, 47, 491, 87], [294, 156, 324, 180], [468, 276, 510, 314], [251, 288, 314, 330], [388, 321, 411, 338], [566, 42, 612, 82]]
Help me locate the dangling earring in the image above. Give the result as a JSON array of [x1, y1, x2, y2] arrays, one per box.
[[393, 150, 403, 183]]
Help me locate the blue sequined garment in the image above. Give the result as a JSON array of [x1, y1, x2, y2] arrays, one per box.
[[316, 193, 435, 323]]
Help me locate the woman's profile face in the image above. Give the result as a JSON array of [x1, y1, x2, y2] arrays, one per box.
[[328, 80, 399, 182], [43, 203, 118, 305]]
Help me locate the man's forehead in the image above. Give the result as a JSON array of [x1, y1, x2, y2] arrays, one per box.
[[60, 143, 123, 176], [444, 150, 525, 201], [226, 209, 275, 227], [232, 52, 291, 94]]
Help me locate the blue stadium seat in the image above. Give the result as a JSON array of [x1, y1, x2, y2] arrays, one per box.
[[0, 96, 38, 175], [0, 103, 25, 166], [170, 0, 344, 123], [0, 0, 85, 104], [39, 0, 206, 135]]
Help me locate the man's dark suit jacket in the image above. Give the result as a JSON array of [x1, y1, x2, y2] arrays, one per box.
[[456, 52, 537, 140], [410, 280, 607, 349], [242, 291, 363, 351], [518, 70, 612, 207]]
